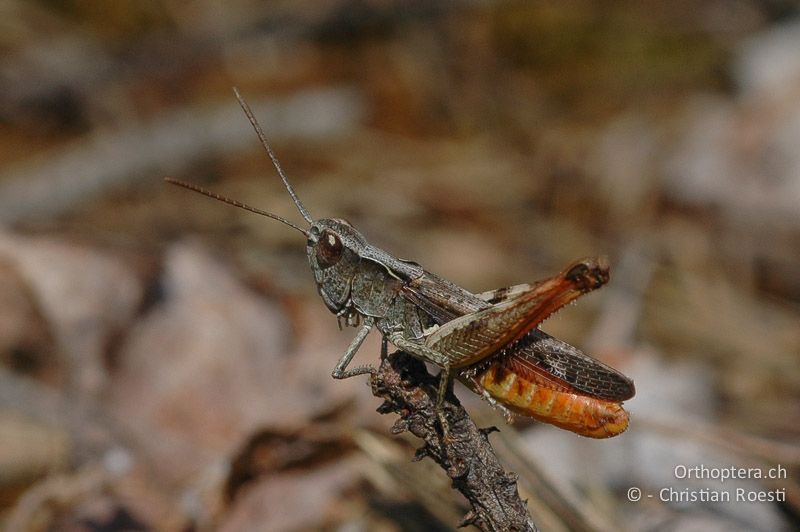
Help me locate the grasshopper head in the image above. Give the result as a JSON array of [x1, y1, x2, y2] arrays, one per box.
[[167, 90, 412, 318], [306, 218, 367, 314]]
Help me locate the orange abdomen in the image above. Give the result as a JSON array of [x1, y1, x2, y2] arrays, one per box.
[[476, 364, 629, 438]]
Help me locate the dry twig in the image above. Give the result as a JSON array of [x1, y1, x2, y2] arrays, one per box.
[[370, 351, 537, 532]]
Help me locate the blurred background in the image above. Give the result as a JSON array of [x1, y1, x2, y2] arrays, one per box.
[[1, 1, 799, 530]]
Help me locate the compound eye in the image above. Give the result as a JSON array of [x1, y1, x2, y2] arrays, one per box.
[[316, 230, 343, 268]]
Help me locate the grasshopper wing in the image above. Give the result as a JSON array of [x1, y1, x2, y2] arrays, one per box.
[[423, 259, 611, 368], [475, 329, 635, 401]]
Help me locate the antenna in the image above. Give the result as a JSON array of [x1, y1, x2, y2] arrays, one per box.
[[164, 177, 309, 236], [233, 87, 314, 224]]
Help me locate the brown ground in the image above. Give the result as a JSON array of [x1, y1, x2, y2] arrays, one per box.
[[1, 2, 798, 530]]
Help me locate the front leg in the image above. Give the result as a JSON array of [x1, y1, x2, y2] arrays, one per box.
[[332, 317, 376, 379]]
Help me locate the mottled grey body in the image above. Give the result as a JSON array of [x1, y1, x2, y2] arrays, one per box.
[[166, 89, 634, 433]]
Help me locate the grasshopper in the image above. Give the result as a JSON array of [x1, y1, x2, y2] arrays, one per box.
[[166, 89, 635, 438]]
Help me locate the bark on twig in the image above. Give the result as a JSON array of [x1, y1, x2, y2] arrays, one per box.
[[370, 351, 537, 532]]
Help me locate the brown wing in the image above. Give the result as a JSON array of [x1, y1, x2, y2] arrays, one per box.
[[481, 329, 635, 401], [400, 270, 487, 321], [402, 265, 635, 400]]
